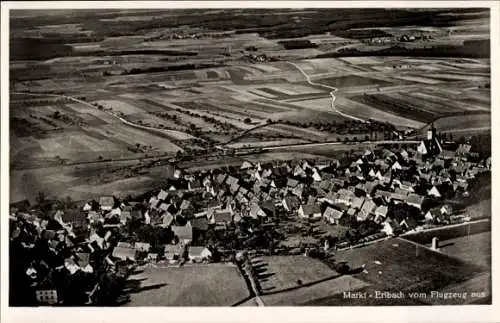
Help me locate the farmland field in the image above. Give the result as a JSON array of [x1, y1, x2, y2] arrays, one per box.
[[251, 255, 339, 294], [124, 264, 250, 306]]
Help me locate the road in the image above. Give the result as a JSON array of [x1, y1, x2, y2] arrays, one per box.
[[12, 91, 197, 143], [261, 139, 419, 151], [285, 61, 368, 123]]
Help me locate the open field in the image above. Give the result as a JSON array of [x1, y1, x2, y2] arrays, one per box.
[[251, 255, 338, 294], [124, 264, 250, 306], [333, 238, 485, 294], [429, 232, 491, 269]]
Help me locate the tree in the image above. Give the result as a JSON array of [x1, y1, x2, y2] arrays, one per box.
[[53, 111, 61, 119], [365, 135, 370, 141], [243, 117, 251, 124]]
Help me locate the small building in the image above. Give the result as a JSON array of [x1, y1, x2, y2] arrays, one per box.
[[36, 290, 58, 305], [157, 189, 169, 201], [282, 195, 300, 212], [164, 244, 184, 261], [407, 194, 425, 210], [99, 196, 114, 211], [323, 207, 344, 225], [428, 186, 442, 198], [147, 253, 158, 262], [298, 203, 322, 219], [373, 205, 388, 223], [400, 217, 418, 231], [112, 244, 136, 261], [172, 221, 193, 244], [135, 242, 151, 253], [188, 246, 212, 262]]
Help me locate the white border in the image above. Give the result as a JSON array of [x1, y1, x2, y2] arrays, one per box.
[[1, 2, 498, 323]]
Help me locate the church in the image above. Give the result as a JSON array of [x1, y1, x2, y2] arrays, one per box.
[[417, 124, 443, 159]]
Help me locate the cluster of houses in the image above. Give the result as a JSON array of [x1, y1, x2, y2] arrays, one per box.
[[9, 128, 490, 305]]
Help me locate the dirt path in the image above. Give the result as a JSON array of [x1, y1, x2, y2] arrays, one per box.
[[285, 62, 368, 123]]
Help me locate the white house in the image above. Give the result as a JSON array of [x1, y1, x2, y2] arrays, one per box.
[[428, 186, 442, 198]]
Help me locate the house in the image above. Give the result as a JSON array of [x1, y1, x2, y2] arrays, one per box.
[[428, 186, 442, 198], [298, 203, 322, 219], [192, 216, 209, 231], [394, 187, 410, 197], [36, 290, 58, 305], [147, 253, 158, 262], [291, 184, 304, 199], [350, 196, 365, 210], [230, 182, 240, 194], [373, 205, 388, 223], [61, 210, 87, 232], [312, 168, 322, 182], [333, 178, 346, 188], [336, 189, 353, 205], [282, 195, 300, 212], [157, 189, 168, 201], [323, 207, 344, 225], [216, 173, 227, 184], [188, 246, 212, 262], [400, 217, 418, 231], [99, 196, 114, 211], [294, 165, 307, 177], [159, 212, 173, 228], [120, 211, 131, 225], [226, 175, 239, 187], [287, 178, 300, 189], [358, 199, 377, 221], [391, 161, 402, 171], [381, 219, 402, 236], [164, 244, 184, 261], [172, 221, 193, 244], [407, 193, 425, 210], [212, 209, 233, 225], [456, 144, 472, 155], [440, 204, 452, 215], [425, 209, 440, 222], [179, 199, 192, 211], [249, 203, 266, 219], [112, 244, 136, 261], [240, 161, 254, 170], [82, 203, 92, 212], [260, 200, 276, 218], [135, 242, 151, 253]]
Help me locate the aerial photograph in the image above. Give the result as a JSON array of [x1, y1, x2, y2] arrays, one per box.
[[8, 7, 491, 307]]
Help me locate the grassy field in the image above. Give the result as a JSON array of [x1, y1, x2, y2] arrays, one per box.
[[251, 255, 338, 294], [430, 232, 491, 269], [332, 238, 485, 294], [124, 264, 250, 306]]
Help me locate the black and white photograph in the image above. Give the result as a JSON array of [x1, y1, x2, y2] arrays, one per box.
[[1, 1, 497, 318]]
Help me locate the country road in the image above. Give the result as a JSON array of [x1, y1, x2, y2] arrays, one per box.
[[12, 91, 197, 143], [285, 62, 368, 123]]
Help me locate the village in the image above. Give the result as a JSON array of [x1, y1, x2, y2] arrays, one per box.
[[9, 125, 491, 306]]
